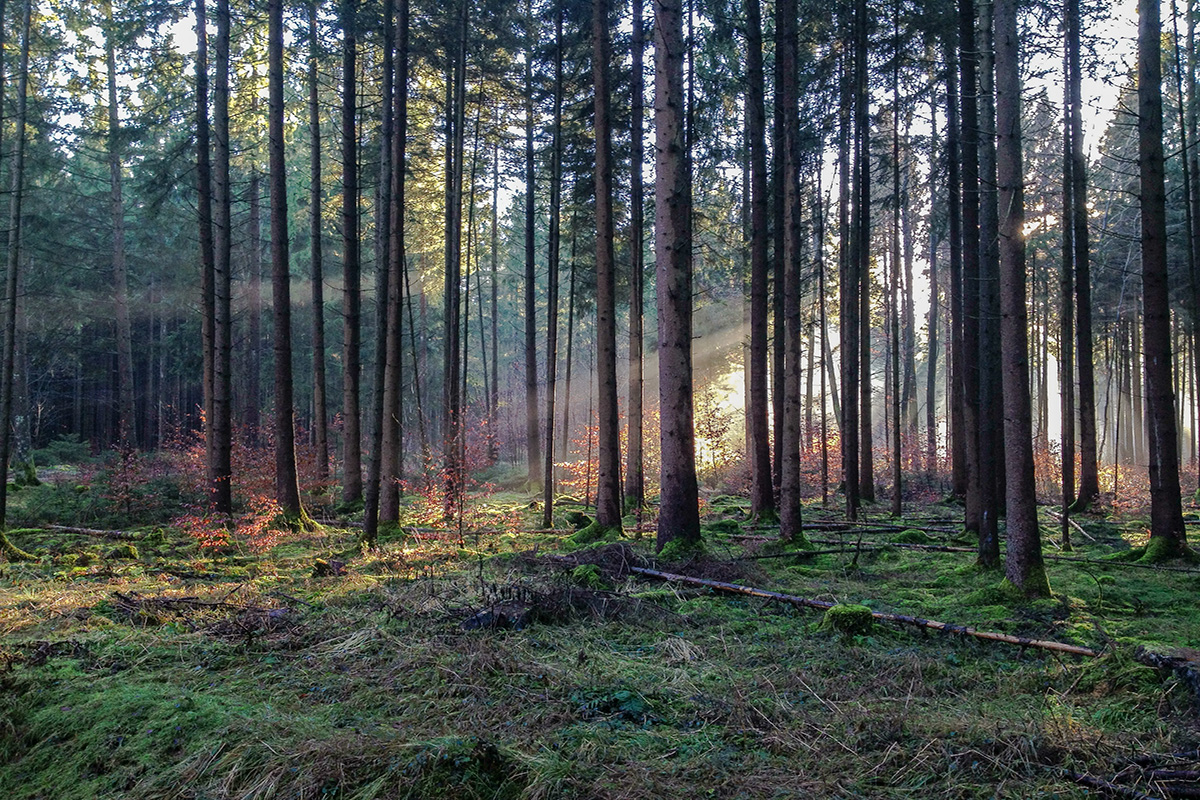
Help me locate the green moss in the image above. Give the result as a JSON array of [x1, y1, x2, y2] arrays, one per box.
[[1074, 648, 1162, 695], [820, 604, 875, 635], [567, 521, 621, 546], [1138, 535, 1191, 563], [106, 543, 139, 560], [656, 537, 706, 561], [701, 519, 741, 537], [570, 564, 606, 590], [563, 510, 592, 530], [891, 529, 934, 545], [964, 581, 1025, 607]]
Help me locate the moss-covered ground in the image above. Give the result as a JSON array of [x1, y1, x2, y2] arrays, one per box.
[[2, 487, 1199, 798]]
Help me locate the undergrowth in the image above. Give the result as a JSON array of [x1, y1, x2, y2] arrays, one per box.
[[1, 487, 1198, 799]]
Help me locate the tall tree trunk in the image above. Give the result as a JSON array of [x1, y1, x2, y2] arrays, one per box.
[[778, 0, 804, 542], [269, 0, 304, 519], [593, 0, 622, 531], [105, 5, 135, 450], [839, 19, 860, 518], [1139, 0, 1188, 557], [543, 1, 564, 530], [945, 36, 966, 496], [212, 0, 234, 515], [1060, 45, 1077, 548], [745, 0, 774, 521], [654, 0, 700, 549], [196, 0, 216, 489], [524, 0, 542, 489], [1069, 0, 1099, 510], [443, 0, 468, 513], [977, 0, 1002, 563], [624, 0, 646, 512], [380, 0, 408, 524], [890, 15, 902, 515], [489, 140, 500, 464], [927, 91, 941, 477], [0, 0, 32, 554], [247, 167, 263, 442], [341, 0, 363, 504], [855, 0, 874, 503], [365, 0, 395, 542], [996, 0, 1049, 595], [308, 0, 329, 481]]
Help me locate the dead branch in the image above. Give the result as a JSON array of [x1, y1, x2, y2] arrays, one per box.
[[630, 566, 1099, 658], [1062, 771, 1161, 799], [1043, 509, 1097, 541]]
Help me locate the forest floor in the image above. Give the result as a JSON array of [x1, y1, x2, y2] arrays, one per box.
[[2, 470, 1200, 798]]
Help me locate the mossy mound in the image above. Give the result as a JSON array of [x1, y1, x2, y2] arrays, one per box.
[[890, 529, 934, 545], [563, 510, 592, 531], [106, 543, 139, 560], [1075, 648, 1162, 695], [571, 563, 607, 590], [567, 521, 621, 546], [820, 603, 875, 635], [702, 519, 741, 537], [657, 537, 707, 562]]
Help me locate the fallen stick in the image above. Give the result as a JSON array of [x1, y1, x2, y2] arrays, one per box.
[[1061, 771, 1161, 800], [47, 524, 140, 540], [1043, 509, 1097, 541], [630, 566, 1099, 658]]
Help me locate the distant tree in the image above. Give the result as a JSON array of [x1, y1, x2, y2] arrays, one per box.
[[212, 0, 233, 515], [307, 0, 329, 482], [624, 0, 646, 513], [340, 0, 363, 505]]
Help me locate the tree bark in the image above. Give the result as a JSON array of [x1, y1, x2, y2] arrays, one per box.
[[654, 0, 701, 550], [105, 4, 135, 450], [212, 0, 233, 514], [341, 0, 363, 504], [624, 0, 646, 512], [996, 0, 1049, 595], [1139, 0, 1188, 556], [542, 1, 564, 530], [839, 20, 860, 519], [196, 0, 216, 490], [269, 0, 304, 518], [745, 0, 774, 522], [308, 0, 329, 481], [524, 0, 542, 489]]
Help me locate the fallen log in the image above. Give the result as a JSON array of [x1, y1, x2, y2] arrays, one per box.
[[1061, 771, 1161, 800], [1043, 509, 1097, 541], [629, 566, 1099, 658], [47, 524, 140, 540]]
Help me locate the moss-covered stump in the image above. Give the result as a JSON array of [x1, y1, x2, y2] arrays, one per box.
[[567, 521, 622, 546], [891, 529, 934, 545], [820, 603, 875, 635]]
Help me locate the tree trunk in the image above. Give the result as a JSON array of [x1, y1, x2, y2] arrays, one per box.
[[341, 0, 363, 505], [624, 0, 646, 512], [1069, 0, 1099, 510], [196, 0, 216, 490], [1139, 0, 1188, 556], [247, 168, 263, 442], [778, 0, 804, 543], [945, 36, 966, 497], [524, 0, 542, 489], [996, 0, 1049, 595], [0, 0, 31, 544], [890, 18, 902, 515], [855, 0, 874, 504], [745, 0, 773, 521], [269, 0, 304, 519], [105, 5, 135, 450], [365, 0, 395, 542], [926, 91, 941, 477], [593, 0, 622, 531], [443, 1, 468, 513], [839, 18, 860, 519], [654, 0, 701, 550], [1060, 33, 1076, 547], [212, 0, 234, 515], [380, 0, 408, 524], [308, 0, 329, 482], [543, 1, 564, 530]]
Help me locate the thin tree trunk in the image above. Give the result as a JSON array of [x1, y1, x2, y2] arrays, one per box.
[[745, 0, 774, 521], [593, 0, 622, 531], [308, 0, 329, 481], [543, 1, 564, 530], [624, 0, 646, 512], [855, 0, 874, 503], [341, 0, 363, 504], [927, 91, 941, 477], [1139, 0, 1188, 556], [1061, 32, 1077, 549], [247, 168, 263, 442], [269, 0, 304, 519], [840, 7, 860, 519], [524, 0, 542, 488], [945, 36, 966, 496], [654, 0, 701, 549], [489, 140, 500, 464], [196, 0, 216, 489], [105, 5, 135, 449], [890, 18, 902, 515], [1070, 0, 1099, 509], [778, 0, 804, 542], [212, 0, 234, 514], [444, 0, 468, 513], [364, 0, 394, 541]]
